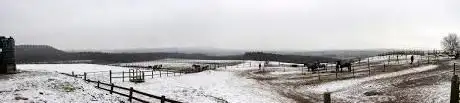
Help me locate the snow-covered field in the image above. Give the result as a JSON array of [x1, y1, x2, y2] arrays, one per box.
[[332, 64, 452, 103], [18, 64, 134, 83], [15, 61, 294, 103], [7, 55, 455, 103], [113, 58, 243, 68], [303, 65, 438, 93], [239, 55, 453, 103], [116, 70, 293, 103], [19, 64, 129, 74], [0, 71, 126, 103]]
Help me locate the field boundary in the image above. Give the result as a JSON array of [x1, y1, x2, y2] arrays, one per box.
[[60, 72, 182, 103]]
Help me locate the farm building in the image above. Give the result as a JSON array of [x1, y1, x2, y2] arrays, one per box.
[[0, 36, 16, 74]]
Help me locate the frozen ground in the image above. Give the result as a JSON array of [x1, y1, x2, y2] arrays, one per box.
[[0, 71, 126, 103], [241, 55, 453, 103], [12, 56, 455, 103], [16, 61, 294, 103], [19, 64, 130, 74], [333, 63, 453, 103], [303, 65, 438, 93], [115, 70, 293, 103], [18, 64, 135, 83], [114, 58, 243, 68]]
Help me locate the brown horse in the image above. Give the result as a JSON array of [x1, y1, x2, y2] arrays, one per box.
[[336, 61, 352, 72]]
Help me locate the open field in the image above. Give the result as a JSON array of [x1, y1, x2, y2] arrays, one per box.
[[4, 55, 457, 103], [0, 71, 127, 103]]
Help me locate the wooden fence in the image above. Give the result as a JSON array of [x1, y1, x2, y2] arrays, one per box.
[[318, 55, 446, 103], [78, 69, 180, 84], [452, 63, 459, 103], [61, 72, 182, 103], [88, 79, 181, 103], [311, 54, 443, 81]]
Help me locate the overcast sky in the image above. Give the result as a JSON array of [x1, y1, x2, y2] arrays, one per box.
[[1, 0, 460, 51]]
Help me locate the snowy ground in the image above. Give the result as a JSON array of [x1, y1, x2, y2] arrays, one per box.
[[10, 55, 455, 103], [332, 63, 453, 103], [19, 64, 130, 74], [303, 65, 438, 93], [113, 58, 243, 68], [0, 71, 126, 103], [115, 70, 293, 103], [240, 55, 454, 103], [16, 61, 294, 103]]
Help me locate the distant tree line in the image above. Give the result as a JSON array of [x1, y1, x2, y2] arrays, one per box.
[[15, 45, 339, 64], [243, 52, 340, 64]]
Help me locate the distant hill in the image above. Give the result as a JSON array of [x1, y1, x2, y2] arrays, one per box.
[[70, 47, 245, 56], [273, 49, 393, 59], [16, 45, 66, 54], [69, 47, 393, 59], [15, 45, 69, 63], [14, 45, 340, 64], [243, 52, 340, 64]]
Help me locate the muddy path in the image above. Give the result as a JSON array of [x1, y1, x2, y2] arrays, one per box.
[[334, 61, 455, 103], [239, 59, 454, 103]]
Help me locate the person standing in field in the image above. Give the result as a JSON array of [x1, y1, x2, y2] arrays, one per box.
[[410, 55, 414, 64], [259, 63, 262, 70]]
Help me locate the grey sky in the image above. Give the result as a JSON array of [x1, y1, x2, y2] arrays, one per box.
[[1, 0, 459, 51]]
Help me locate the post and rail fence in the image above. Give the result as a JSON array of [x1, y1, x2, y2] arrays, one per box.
[[61, 72, 182, 103]]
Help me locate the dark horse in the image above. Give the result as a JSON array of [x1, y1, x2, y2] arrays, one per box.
[[336, 61, 352, 72], [304, 62, 325, 72], [192, 64, 210, 71]]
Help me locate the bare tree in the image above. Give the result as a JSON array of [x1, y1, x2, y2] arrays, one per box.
[[441, 33, 460, 54]]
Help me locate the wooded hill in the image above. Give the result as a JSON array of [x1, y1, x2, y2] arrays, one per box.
[[15, 45, 340, 64]]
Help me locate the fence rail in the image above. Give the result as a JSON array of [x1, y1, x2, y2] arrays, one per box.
[[62, 72, 182, 103]]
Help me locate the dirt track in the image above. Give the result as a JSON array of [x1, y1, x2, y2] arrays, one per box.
[[241, 58, 455, 103]]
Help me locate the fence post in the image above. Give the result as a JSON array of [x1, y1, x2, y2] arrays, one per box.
[[388, 55, 390, 64], [167, 70, 169, 76], [325, 64, 328, 72], [161, 95, 166, 103], [110, 83, 114, 94], [129, 87, 133, 102], [109, 70, 112, 84], [428, 56, 430, 64], [128, 70, 131, 81], [318, 69, 321, 81], [122, 71, 124, 82], [368, 58, 370, 76], [455, 63, 457, 75], [84, 72, 87, 81], [352, 65, 355, 77], [406, 55, 408, 64], [418, 56, 420, 66], [160, 70, 162, 77], [72, 71, 74, 77], [419, 55, 422, 66], [358, 58, 361, 66], [152, 69, 154, 78], [97, 81, 100, 88], [142, 71, 145, 80], [324, 92, 331, 103], [451, 75, 459, 103], [383, 64, 386, 72], [301, 66, 304, 74]]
